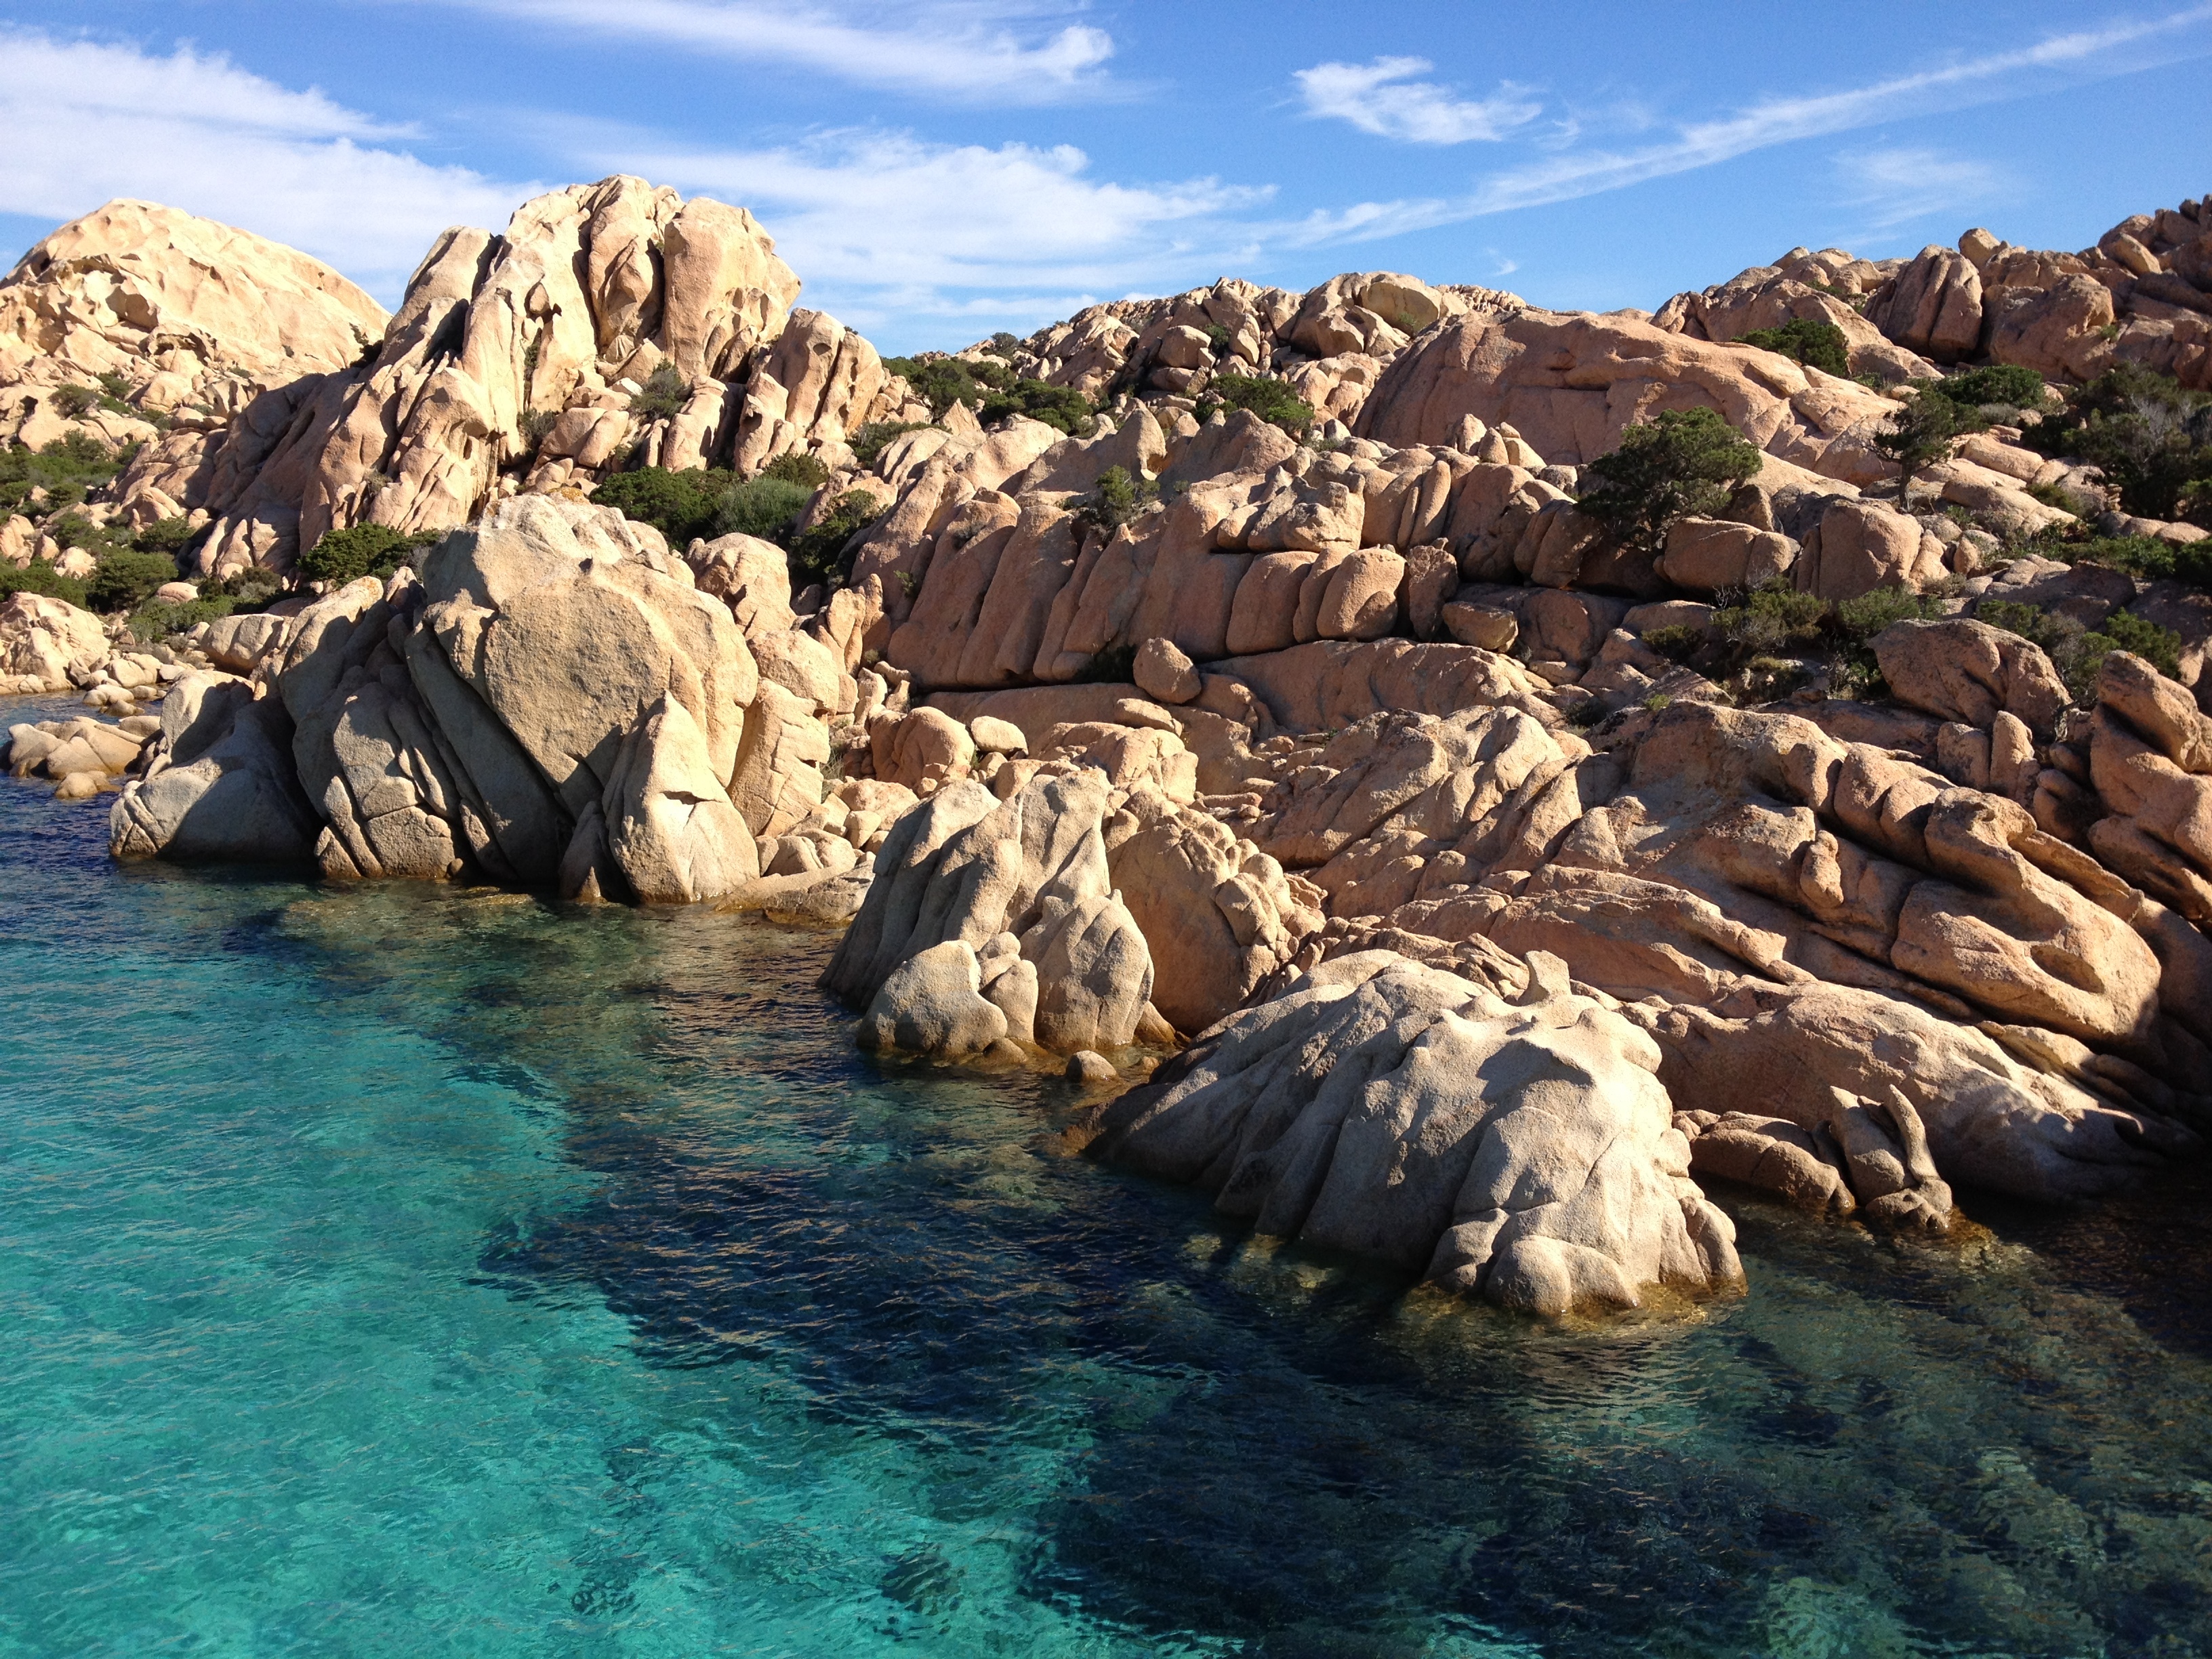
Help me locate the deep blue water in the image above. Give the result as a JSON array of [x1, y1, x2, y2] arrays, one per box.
[[6, 692, 2212, 1659]]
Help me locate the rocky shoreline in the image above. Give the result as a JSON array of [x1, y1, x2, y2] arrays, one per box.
[[6, 177, 2211, 1317]]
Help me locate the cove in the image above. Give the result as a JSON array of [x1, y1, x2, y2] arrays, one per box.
[[5, 697, 2212, 1659]]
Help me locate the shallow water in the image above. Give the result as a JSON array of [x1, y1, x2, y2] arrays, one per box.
[[4, 693, 2212, 1659]]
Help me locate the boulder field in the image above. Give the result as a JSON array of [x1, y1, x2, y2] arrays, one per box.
[[6, 178, 2212, 1317]]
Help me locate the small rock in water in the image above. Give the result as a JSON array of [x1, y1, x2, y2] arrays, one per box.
[[1067, 1049, 1118, 1087]]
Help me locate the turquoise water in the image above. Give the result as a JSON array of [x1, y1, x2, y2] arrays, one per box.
[[5, 694, 2212, 1658]]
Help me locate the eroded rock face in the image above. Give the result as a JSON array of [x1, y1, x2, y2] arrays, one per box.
[[0, 199, 387, 410], [1089, 949, 1742, 1315], [824, 769, 1164, 1054]]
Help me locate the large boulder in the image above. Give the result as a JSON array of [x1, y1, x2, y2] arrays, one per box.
[[109, 678, 320, 865], [0, 592, 107, 689], [1089, 949, 1742, 1315]]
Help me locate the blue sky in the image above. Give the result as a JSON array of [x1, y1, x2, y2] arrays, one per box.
[[0, 1, 2207, 353]]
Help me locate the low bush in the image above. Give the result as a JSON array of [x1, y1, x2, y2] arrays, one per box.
[[1735, 318, 1849, 376], [627, 362, 690, 424], [762, 451, 832, 489], [2023, 362, 2212, 523], [1977, 598, 2183, 699], [882, 354, 1010, 419], [133, 516, 196, 556], [1073, 466, 1158, 533], [714, 475, 813, 543], [980, 378, 1094, 436], [1927, 363, 2047, 411], [592, 466, 735, 548], [1576, 408, 1762, 551], [0, 560, 89, 608], [850, 422, 936, 469], [85, 547, 182, 613], [128, 594, 237, 642], [298, 523, 439, 586], [787, 489, 886, 586], [1202, 373, 1315, 436], [0, 431, 132, 520]]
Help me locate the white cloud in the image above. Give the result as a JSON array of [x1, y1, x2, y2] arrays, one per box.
[[590, 126, 1273, 335], [426, 0, 1121, 104], [0, 30, 537, 302], [1283, 4, 2212, 246], [1294, 56, 1542, 144], [1835, 148, 2007, 232]]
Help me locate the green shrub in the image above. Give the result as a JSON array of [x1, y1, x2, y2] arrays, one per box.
[[850, 421, 936, 469], [0, 560, 89, 608], [591, 466, 735, 548], [128, 594, 237, 642], [628, 362, 690, 423], [52, 384, 98, 419], [979, 378, 1094, 436], [1073, 466, 1158, 534], [989, 331, 1021, 354], [1735, 319, 1849, 376], [1713, 579, 1828, 661], [0, 431, 130, 515], [1929, 363, 2047, 411], [1577, 408, 1762, 550], [298, 523, 437, 586], [85, 547, 182, 613], [762, 451, 832, 489], [1833, 585, 1947, 641], [1642, 623, 1707, 664], [1975, 598, 2184, 700], [2023, 363, 2212, 521], [133, 516, 196, 556], [218, 567, 286, 610], [714, 475, 812, 542], [1202, 373, 1315, 436], [516, 407, 557, 452], [1872, 388, 1975, 498], [882, 354, 1010, 419], [787, 489, 886, 585]]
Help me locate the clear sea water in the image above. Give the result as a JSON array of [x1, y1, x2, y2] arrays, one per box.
[[5, 692, 2212, 1659]]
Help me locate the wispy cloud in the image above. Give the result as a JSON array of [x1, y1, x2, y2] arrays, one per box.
[[581, 124, 1273, 339], [1281, 4, 2212, 246], [1293, 56, 1542, 144], [0, 30, 537, 300], [426, 0, 1122, 104], [1835, 147, 2007, 233]]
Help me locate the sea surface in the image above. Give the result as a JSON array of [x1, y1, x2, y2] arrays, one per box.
[[5, 692, 2212, 1659]]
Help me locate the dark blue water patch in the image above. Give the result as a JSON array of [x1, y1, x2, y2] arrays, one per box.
[[7, 695, 2212, 1658]]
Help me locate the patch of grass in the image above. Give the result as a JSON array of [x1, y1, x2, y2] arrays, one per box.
[[1736, 318, 1849, 376], [1576, 408, 1762, 552]]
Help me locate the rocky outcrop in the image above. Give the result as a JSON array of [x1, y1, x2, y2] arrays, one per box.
[[1088, 949, 1742, 1315], [0, 199, 387, 432]]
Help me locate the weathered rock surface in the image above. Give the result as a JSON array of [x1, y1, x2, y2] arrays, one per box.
[[1089, 949, 1742, 1315]]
